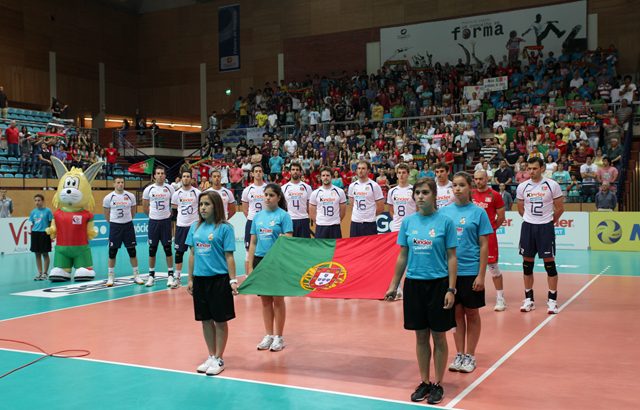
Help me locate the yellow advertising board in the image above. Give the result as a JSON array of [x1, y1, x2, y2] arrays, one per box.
[[590, 212, 640, 251]]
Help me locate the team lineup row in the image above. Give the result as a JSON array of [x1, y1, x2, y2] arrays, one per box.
[[26, 157, 563, 405]]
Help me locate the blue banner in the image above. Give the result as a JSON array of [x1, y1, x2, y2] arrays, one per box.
[[91, 213, 149, 247], [218, 4, 240, 72]]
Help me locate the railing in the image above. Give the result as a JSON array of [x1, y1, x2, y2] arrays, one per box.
[[112, 129, 203, 151]]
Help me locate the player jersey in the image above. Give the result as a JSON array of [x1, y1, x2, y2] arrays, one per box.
[[103, 191, 136, 224], [386, 185, 416, 232], [282, 180, 312, 220], [205, 186, 236, 219], [241, 183, 266, 221], [472, 188, 505, 231], [436, 181, 455, 208], [348, 179, 384, 223], [53, 209, 93, 246], [516, 177, 563, 224], [309, 185, 347, 226], [142, 183, 175, 220], [171, 186, 201, 227]]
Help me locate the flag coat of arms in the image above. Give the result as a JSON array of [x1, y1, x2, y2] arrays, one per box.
[[238, 232, 399, 299], [128, 158, 155, 174]]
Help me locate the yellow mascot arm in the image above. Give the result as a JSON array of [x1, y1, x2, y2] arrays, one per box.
[[46, 220, 57, 239], [87, 220, 97, 240]]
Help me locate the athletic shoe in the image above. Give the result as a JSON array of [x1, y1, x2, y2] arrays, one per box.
[[427, 383, 444, 405], [257, 335, 274, 350], [106, 273, 115, 287], [270, 336, 285, 352], [145, 276, 155, 287], [547, 299, 559, 314], [520, 298, 535, 312], [459, 354, 476, 373], [171, 276, 181, 289], [132, 274, 144, 285], [394, 289, 403, 300], [206, 358, 225, 376], [34, 273, 42, 281], [410, 381, 432, 402], [448, 353, 464, 372], [494, 296, 507, 312], [166, 275, 175, 288], [197, 357, 215, 373]]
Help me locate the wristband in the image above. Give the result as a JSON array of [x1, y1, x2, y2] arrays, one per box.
[[229, 279, 238, 285], [447, 288, 457, 295]]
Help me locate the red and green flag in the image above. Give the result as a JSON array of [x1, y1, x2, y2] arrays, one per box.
[[238, 233, 399, 299], [128, 158, 155, 174]]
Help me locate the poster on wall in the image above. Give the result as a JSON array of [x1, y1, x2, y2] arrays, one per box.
[[380, 1, 586, 68], [219, 4, 240, 72]]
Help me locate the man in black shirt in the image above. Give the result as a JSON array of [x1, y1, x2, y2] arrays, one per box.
[[493, 160, 514, 191]]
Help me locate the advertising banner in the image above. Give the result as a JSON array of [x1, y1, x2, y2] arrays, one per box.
[[380, 1, 586, 68], [497, 211, 589, 250], [483, 76, 509, 92], [219, 4, 240, 72], [590, 212, 640, 251]]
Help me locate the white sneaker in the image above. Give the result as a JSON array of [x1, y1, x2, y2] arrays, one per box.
[[448, 353, 464, 372], [145, 276, 155, 287], [459, 354, 476, 373], [206, 358, 225, 376], [197, 357, 214, 373], [520, 298, 535, 312], [133, 274, 144, 285], [33, 273, 42, 281], [547, 299, 559, 314], [270, 336, 285, 352], [257, 335, 274, 350], [106, 273, 115, 287], [494, 296, 507, 312], [166, 275, 175, 288], [171, 276, 181, 289]]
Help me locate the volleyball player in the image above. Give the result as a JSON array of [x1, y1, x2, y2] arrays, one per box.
[[241, 165, 266, 249], [206, 169, 236, 220], [309, 167, 347, 239], [387, 163, 416, 299], [440, 172, 492, 374], [103, 177, 142, 287], [282, 162, 312, 238], [171, 171, 201, 289], [385, 178, 457, 405], [142, 166, 175, 287], [435, 163, 455, 208], [516, 157, 564, 314], [472, 170, 507, 311], [188, 191, 237, 376], [348, 161, 384, 237], [247, 183, 293, 352]]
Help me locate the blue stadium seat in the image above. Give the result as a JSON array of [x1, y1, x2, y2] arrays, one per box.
[[14, 173, 23, 178], [4, 173, 14, 178], [7, 157, 19, 164]]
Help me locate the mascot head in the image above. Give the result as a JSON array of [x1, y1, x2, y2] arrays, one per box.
[[51, 156, 104, 212]]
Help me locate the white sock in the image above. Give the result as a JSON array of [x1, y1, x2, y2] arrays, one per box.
[[132, 267, 139, 275], [175, 270, 181, 279], [496, 290, 504, 298], [108, 267, 114, 274]]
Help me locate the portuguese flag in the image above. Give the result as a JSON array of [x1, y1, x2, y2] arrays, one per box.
[[238, 233, 399, 299], [128, 158, 155, 174]]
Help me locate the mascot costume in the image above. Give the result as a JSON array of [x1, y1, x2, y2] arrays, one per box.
[[46, 156, 104, 282]]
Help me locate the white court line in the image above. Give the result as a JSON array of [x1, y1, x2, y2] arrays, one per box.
[[0, 286, 171, 323], [0, 346, 457, 410], [445, 265, 612, 409]]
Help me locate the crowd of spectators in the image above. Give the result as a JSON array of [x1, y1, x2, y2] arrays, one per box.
[[192, 45, 636, 206]]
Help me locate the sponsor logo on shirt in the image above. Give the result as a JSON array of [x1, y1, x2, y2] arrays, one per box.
[[72, 215, 82, 225], [259, 228, 273, 234], [196, 242, 211, 249], [429, 229, 436, 237], [413, 238, 433, 246]]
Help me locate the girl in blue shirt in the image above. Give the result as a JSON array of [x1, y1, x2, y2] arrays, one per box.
[[186, 191, 237, 376], [385, 178, 457, 405], [29, 194, 54, 280], [247, 183, 293, 352], [439, 172, 492, 375]]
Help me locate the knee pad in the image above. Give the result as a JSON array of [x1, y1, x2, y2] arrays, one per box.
[[175, 250, 184, 265], [126, 247, 136, 258], [544, 261, 558, 277], [523, 260, 534, 276], [149, 245, 158, 257], [108, 248, 118, 259], [163, 244, 173, 256], [488, 263, 501, 278]]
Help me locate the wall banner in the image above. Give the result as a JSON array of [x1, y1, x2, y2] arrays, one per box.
[[219, 4, 240, 72]]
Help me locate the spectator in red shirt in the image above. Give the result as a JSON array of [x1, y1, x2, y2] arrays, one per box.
[[4, 121, 20, 158], [104, 142, 118, 177]]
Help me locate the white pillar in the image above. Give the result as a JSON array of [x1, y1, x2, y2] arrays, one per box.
[[277, 53, 284, 83], [366, 42, 380, 76], [587, 14, 598, 50]]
